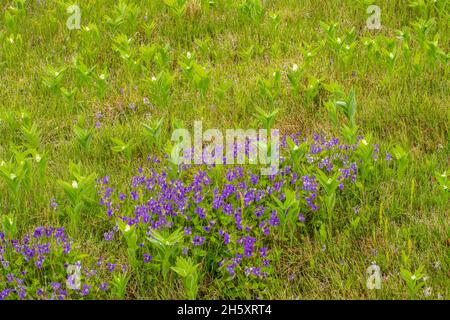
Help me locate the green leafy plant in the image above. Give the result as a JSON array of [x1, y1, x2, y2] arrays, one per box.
[[392, 145, 409, 178], [60, 87, 77, 104], [270, 189, 300, 242], [269, 11, 281, 30], [285, 137, 309, 172], [147, 71, 174, 109], [105, 0, 141, 33], [72, 56, 96, 87], [111, 33, 136, 67], [164, 0, 188, 18], [179, 53, 211, 100], [286, 64, 302, 95], [333, 87, 358, 144], [254, 107, 279, 132], [238, 45, 255, 61], [42, 65, 66, 93], [153, 44, 172, 70], [434, 170, 449, 196], [214, 80, 233, 102], [335, 87, 357, 129], [95, 69, 110, 99], [304, 75, 322, 104], [57, 162, 97, 233], [316, 169, 341, 228], [356, 134, 376, 180], [74, 117, 94, 151], [300, 42, 320, 67], [142, 117, 164, 149], [257, 71, 281, 106], [21, 122, 41, 149], [1, 214, 18, 240], [239, 0, 264, 23], [320, 22, 357, 67], [0, 149, 31, 196], [111, 272, 130, 299]]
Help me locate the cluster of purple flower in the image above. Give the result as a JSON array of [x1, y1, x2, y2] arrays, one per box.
[[0, 227, 72, 300], [96, 132, 377, 280], [0, 131, 385, 299], [0, 227, 124, 300]]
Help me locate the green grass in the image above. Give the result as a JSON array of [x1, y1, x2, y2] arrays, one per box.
[[0, 0, 448, 299]]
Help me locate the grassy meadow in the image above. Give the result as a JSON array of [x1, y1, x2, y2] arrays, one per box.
[[0, 0, 449, 300]]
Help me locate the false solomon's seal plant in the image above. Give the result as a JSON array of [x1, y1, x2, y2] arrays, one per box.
[[95, 133, 379, 296]]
